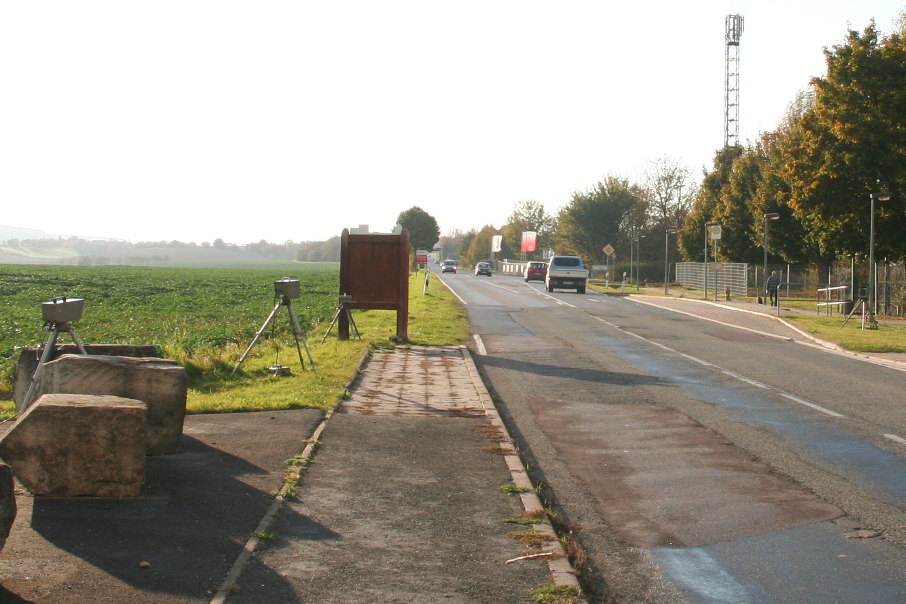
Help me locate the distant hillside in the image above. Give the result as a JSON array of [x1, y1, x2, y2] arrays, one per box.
[[0, 232, 341, 266], [0, 225, 121, 244]]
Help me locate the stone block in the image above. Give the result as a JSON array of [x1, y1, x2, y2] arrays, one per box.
[[28, 354, 188, 455], [0, 394, 146, 497], [13, 344, 160, 409], [0, 464, 16, 552]]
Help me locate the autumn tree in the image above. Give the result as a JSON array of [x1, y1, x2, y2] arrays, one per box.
[[501, 200, 556, 259], [396, 206, 441, 259], [780, 21, 906, 263], [553, 176, 643, 265]]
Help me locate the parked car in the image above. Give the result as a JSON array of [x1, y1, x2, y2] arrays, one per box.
[[441, 259, 457, 273], [524, 261, 547, 282], [474, 261, 492, 277]]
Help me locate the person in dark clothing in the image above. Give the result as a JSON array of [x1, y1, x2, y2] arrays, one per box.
[[766, 270, 780, 306]]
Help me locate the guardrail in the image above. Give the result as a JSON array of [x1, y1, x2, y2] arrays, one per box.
[[816, 285, 851, 315]]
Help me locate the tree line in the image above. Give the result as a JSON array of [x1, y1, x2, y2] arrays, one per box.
[[414, 17, 905, 283]]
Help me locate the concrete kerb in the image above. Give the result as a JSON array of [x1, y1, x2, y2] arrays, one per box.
[[209, 349, 369, 604], [460, 347, 586, 598]]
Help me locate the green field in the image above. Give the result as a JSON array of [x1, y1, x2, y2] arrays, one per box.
[[0, 265, 469, 418]]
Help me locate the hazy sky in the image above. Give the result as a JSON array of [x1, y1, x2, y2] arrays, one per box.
[[1, 1, 903, 244]]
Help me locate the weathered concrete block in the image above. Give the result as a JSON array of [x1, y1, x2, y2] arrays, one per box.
[[0, 464, 16, 552], [28, 354, 187, 455], [0, 394, 146, 497], [13, 344, 160, 409]]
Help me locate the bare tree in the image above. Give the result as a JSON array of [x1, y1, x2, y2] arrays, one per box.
[[645, 156, 694, 230]]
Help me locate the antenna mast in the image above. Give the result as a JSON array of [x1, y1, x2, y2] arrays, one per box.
[[724, 14, 744, 148]]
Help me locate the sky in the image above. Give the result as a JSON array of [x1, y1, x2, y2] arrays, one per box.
[[1, 1, 904, 245]]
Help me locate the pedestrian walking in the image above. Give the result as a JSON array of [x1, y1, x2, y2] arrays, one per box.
[[766, 270, 780, 306]]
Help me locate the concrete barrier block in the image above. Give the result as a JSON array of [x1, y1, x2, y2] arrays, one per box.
[[30, 354, 188, 455], [0, 464, 16, 552], [0, 394, 147, 498], [13, 344, 160, 409]]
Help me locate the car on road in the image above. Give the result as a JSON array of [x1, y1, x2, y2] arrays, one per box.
[[523, 261, 547, 282], [474, 262, 492, 277], [441, 259, 457, 273], [545, 255, 588, 293]]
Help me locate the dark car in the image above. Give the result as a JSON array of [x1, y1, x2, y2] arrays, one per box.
[[441, 259, 457, 273], [524, 261, 547, 282], [474, 261, 492, 277]]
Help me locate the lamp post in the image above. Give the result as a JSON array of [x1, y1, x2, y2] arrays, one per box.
[[664, 228, 676, 295], [869, 192, 890, 325], [704, 223, 717, 299], [633, 235, 646, 290], [763, 213, 780, 299]]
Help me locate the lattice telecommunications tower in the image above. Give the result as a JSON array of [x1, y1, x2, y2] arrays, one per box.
[[724, 14, 744, 147]]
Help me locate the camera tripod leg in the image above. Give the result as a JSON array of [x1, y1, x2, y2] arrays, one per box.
[[345, 307, 361, 339], [22, 328, 61, 411], [287, 302, 316, 372], [233, 300, 283, 373], [321, 305, 344, 344]]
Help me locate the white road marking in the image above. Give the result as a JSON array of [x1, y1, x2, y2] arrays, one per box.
[[591, 315, 846, 419], [472, 334, 487, 356], [629, 297, 794, 341], [883, 433, 906, 446]]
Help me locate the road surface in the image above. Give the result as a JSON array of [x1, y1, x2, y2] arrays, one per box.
[[436, 268, 906, 603]]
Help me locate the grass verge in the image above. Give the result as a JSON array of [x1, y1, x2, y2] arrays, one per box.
[[185, 270, 470, 413]]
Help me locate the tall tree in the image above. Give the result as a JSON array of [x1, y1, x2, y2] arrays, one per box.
[[678, 147, 742, 261], [396, 206, 441, 255], [645, 156, 694, 230], [781, 21, 906, 262], [553, 176, 643, 265], [502, 200, 556, 259]]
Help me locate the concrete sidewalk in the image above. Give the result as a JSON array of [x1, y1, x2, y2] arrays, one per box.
[[219, 346, 578, 603], [0, 347, 580, 603]]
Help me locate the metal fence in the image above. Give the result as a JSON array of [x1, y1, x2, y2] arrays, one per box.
[[676, 262, 749, 297]]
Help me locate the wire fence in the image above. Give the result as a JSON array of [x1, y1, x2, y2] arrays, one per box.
[[674, 261, 906, 317]]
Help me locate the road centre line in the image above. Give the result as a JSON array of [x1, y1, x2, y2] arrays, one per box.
[[590, 315, 846, 419]]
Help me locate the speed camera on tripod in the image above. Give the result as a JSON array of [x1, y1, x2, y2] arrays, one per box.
[[41, 297, 85, 323], [274, 278, 301, 300]]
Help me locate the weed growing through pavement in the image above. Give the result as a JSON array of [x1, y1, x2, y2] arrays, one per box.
[[529, 584, 583, 604], [254, 531, 275, 541], [504, 510, 547, 525], [499, 483, 531, 495], [508, 528, 556, 548]]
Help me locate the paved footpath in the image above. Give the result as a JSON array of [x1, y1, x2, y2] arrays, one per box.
[[218, 345, 578, 603], [0, 346, 579, 604]]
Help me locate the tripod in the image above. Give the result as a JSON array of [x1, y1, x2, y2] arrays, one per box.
[[22, 320, 89, 410], [321, 296, 360, 343], [841, 298, 878, 330], [233, 295, 316, 374]]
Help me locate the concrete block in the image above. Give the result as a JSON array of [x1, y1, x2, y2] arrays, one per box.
[[0, 464, 16, 552], [29, 354, 187, 455], [0, 394, 147, 497], [13, 344, 160, 409]]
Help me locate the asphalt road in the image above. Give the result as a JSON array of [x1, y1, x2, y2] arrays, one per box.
[[437, 268, 906, 604]]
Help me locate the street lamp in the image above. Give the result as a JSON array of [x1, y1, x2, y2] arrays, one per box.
[[664, 228, 676, 295], [869, 192, 890, 325], [763, 213, 780, 301], [632, 235, 646, 290], [704, 223, 717, 299]]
